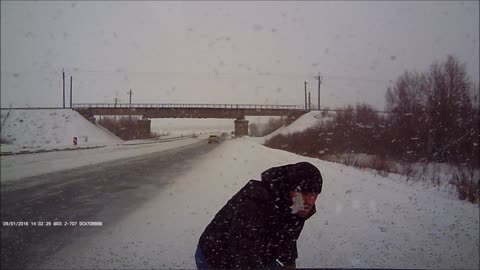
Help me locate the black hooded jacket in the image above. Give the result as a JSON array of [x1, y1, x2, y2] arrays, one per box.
[[198, 162, 323, 269]]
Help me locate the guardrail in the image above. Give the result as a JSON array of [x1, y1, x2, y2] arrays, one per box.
[[72, 103, 305, 110]]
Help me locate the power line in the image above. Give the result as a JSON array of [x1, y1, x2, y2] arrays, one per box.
[[1, 69, 393, 84]]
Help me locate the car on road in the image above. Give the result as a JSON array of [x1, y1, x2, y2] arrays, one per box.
[[208, 135, 220, 144]]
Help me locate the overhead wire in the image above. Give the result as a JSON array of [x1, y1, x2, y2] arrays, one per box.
[[1, 68, 393, 84]]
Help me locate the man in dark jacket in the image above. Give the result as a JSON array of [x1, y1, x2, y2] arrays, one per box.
[[196, 162, 323, 269]]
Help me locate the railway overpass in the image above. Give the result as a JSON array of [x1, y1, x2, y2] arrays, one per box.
[[73, 103, 308, 137]]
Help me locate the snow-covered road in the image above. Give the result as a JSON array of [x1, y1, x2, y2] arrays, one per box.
[[34, 138, 478, 269], [1, 137, 218, 269], [0, 137, 204, 182]]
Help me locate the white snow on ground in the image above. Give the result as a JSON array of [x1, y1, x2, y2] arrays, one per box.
[[0, 109, 121, 152], [257, 111, 332, 144], [151, 118, 233, 136], [37, 138, 479, 269]]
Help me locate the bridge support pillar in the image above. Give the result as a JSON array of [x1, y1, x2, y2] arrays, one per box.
[[234, 118, 249, 137]]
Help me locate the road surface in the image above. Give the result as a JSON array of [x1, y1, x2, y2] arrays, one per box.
[[1, 139, 217, 269]]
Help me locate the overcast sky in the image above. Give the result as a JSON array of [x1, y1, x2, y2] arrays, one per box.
[[1, 1, 478, 110]]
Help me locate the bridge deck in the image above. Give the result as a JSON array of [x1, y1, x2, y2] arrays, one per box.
[[73, 103, 307, 119]]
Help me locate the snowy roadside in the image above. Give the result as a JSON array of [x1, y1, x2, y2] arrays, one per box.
[[0, 144, 107, 155], [0, 134, 198, 155], [0, 136, 205, 183], [39, 138, 479, 269]]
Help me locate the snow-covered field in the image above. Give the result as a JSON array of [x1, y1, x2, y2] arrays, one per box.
[[37, 137, 479, 269]]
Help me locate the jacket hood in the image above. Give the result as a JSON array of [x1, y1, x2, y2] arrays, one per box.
[[260, 162, 322, 219], [260, 162, 323, 194], [240, 180, 273, 202]]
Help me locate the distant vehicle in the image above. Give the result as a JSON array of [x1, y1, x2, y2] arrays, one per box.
[[208, 135, 220, 144]]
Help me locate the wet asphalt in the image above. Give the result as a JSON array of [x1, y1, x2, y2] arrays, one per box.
[[1, 139, 217, 269]]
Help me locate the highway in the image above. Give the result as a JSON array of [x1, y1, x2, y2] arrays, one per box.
[[1, 139, 217, 269]]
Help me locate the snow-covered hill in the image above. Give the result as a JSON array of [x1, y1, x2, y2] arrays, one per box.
[[252, 111, 333, 144], [0, 109, 122, 152]]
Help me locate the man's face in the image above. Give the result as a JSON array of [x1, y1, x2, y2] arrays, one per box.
[[289, 191, 318, 217]]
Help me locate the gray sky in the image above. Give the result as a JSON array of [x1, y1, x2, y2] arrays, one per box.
[[1, 1, 479, 110]]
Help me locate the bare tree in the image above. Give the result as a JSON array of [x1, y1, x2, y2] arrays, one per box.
[[386, 71, 427, 114], [265, 55, 478, 168], [385, 71, 428, 161], [425, 55, 474, 162], [354, 103, 383, 155]]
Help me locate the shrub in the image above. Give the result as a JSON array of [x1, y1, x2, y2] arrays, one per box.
[[341, 153, 357, 166], [97, 116, 148, 140], [368, 156, 392, 175], [450, 165, 480, 203], [402, 162, 416, 181]]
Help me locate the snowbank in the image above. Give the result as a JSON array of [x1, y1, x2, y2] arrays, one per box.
[[0, 109, 121, 152], [259, 111, 332, 144]]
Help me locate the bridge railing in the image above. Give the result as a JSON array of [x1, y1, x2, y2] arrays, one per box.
[[73, 103, 305, 110]]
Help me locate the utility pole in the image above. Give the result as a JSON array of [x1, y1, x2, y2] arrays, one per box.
[[62, 69, 65, 108], [304, 81, 308, 111], [308, 92, 311, 111], [114, 97, 118, 121], [127, 89, 133, 106], [127, 89, 133, 121], [70, 76, 73, 108], [314, 73, 322, 111]]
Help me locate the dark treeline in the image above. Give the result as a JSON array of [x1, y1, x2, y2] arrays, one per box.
[[265, 55, 479, 168], [97, 116, 153, 140]]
